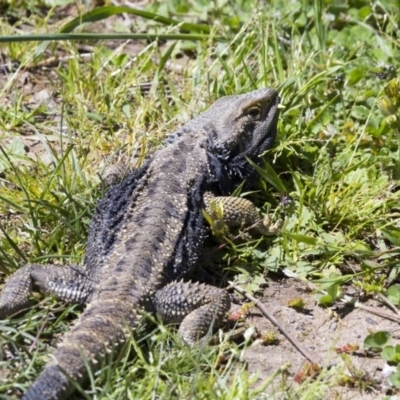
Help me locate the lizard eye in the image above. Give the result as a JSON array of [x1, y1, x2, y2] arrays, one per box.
[[247, 106, 262, 120]]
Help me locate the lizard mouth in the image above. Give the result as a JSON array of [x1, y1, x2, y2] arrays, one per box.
[[252, 93, 280, 155]]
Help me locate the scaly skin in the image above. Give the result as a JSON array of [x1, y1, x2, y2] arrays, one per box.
[[0, 88, 280, 400]]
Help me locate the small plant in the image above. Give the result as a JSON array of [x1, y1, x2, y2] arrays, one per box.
[[287, 297, 306, 311], [363, 331, 391, 353], [259, 330, 279, 346], [338, 353, 378, 391], [293, 362, 321, 384], [381, 345, 400, 365], [228, 302, 254, 322], [335, 344, 360, 355], [202, 198, 229, 240], [364, 331, 400, 388]]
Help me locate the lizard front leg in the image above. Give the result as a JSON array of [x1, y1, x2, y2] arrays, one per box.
[[0, 264, 93, 318], [204, 193, 282, 236]]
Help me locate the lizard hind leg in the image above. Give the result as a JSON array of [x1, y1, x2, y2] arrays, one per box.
[[154, 280, 231, 345], [0, 264, 93, 319]]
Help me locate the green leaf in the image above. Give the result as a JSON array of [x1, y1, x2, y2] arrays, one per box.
[[157, 42, 177, 74], [382, 345, 397, 361], [326, 284, 340, 301], [316, 282, 341, 306], [0, 138, 26, 173], [358, 6, 372, 19], [237, 273, 266, 295], [314, 273, 352, 287], [347, 67, 365, 86], [387, 284, 400, 306], [350, 105, 370, 121], [389, 367, 400, 387], [381, 345, 400, 364], [201, 209, 213, 227], [284, 232, 318, 245], [364, 331, 391, 350], [246, 159, 287, 192], [122, 104, 131, 119], [382, 229, 400, 247], [318, 293, 334, 306]]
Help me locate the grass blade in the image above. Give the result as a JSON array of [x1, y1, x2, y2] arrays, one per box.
[[0, 33, 223, 43], [59, 6, 212, 34]]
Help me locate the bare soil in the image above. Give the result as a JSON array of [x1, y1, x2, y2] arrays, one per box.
[[238, 277, 400, 399]]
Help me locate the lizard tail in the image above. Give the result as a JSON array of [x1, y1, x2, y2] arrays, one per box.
[[22, 299, 138, 400]]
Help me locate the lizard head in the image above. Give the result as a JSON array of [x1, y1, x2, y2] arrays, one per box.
[[202, 88, 280, 192]]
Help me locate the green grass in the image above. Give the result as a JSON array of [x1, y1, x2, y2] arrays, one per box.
[[1, 0, 400, 398]]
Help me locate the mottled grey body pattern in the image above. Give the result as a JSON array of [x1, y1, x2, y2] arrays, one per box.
[[0, 88, 280, 400]]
